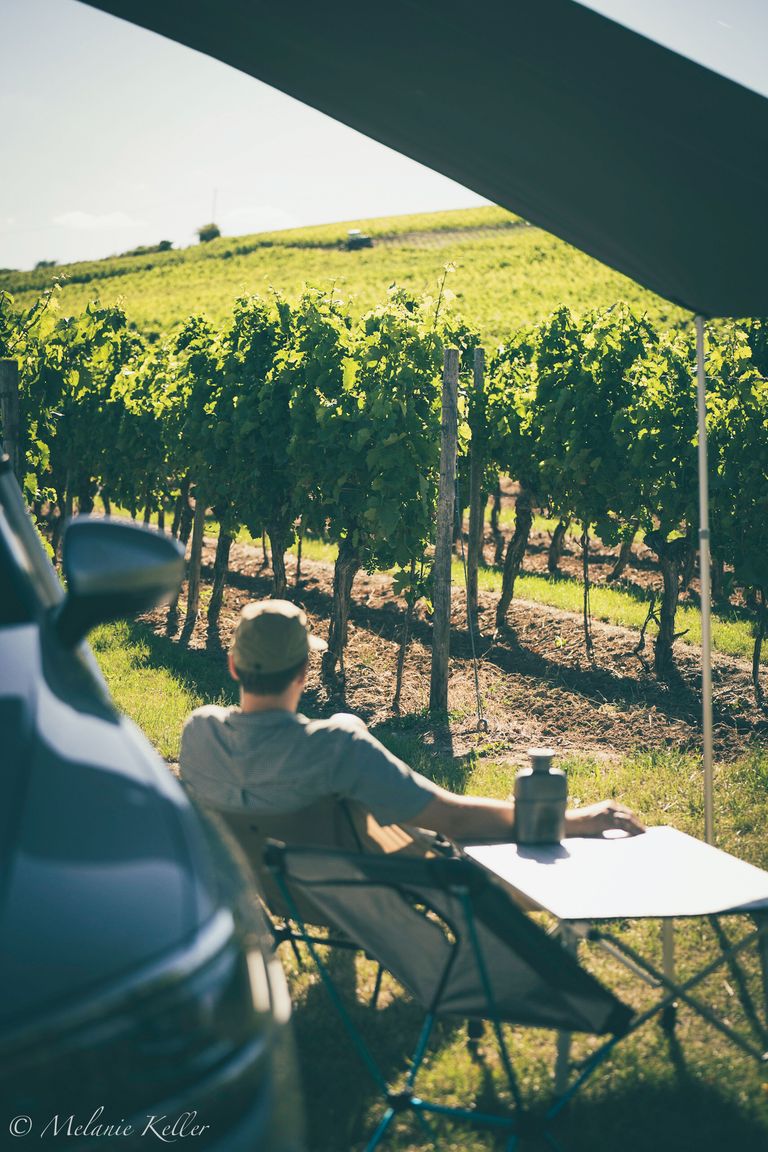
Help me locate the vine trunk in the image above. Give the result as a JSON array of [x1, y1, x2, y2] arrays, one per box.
[[646, 531, 688, 676], [207, 527, 233, 626], [325, 539, 361, 674], [495, 485, 533, 632]]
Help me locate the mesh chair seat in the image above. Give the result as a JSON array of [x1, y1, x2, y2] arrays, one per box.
[[266, 844, 631, 1033]]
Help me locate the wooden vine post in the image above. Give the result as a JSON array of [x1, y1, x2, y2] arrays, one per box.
[[182, 493, 207, 638], [429, 348, 460, 714], [466, 346, 486, 633], [0, 359, 22, 481]]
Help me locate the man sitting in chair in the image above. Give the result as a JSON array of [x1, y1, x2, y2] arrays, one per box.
[[180, 599, 644, 842]]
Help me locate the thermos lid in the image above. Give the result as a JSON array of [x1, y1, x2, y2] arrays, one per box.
[[527, 747, 556, 770]]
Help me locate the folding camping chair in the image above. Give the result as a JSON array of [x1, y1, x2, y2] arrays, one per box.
[[264, 843, 634, 1151], [201, 795, 446, 1004]]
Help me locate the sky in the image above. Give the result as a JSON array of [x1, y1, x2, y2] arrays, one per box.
[[0, 0, 488, 271], [2, 0, 763, 273]]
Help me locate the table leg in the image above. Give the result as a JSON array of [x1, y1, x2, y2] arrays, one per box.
[[554, 924, 580, 1096], [752, 911, 768, 1028], [660, 919, 677, 1032], [554, 1030, 571, 1097], [662, 918, 675, 979]]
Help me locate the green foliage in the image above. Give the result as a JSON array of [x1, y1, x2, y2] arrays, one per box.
[[1, 287, 59, 501], [170, 314, 231, 509], [623, 328, 698, 539], [196, 222, 221, 244], [529, 305, 652, 540], [487, 327, 539, 493], [284, 288, 357, 546], [30, 299, 144, 515], [487, 303, 685, 547], [106, 340, 180, 517], [223, 292, 294, 548], [286, 284, 446, 575], [708, 322, 768, 594], [354, 287, 445, 571], [577, 305, 657, 543]]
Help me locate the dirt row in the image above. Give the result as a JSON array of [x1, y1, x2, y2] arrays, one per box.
[[150, 532, 767, 770]]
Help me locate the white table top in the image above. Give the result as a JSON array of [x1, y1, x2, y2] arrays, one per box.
[[465, 827, 768, 921]]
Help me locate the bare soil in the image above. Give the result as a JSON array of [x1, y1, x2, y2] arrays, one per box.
[[149, 531, 768, 772]]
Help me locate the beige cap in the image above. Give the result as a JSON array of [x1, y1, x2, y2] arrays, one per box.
[[232, 599, 327, 674]]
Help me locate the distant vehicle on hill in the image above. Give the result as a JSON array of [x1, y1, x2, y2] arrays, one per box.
[[346, 228, 373, 250]]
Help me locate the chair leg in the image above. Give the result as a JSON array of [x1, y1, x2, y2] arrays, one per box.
[[270, 919, 305, 969], [467, 1018, 485, 1053], [543, 1130, 568, 1152], [413, 1105, 439, 1146], [370, 962, 384, 1007], [289, 937, 304, 967], [364, 1106, 396, 1152]]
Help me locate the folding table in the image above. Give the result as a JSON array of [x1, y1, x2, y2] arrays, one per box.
[[465, 827, 768, 1081]]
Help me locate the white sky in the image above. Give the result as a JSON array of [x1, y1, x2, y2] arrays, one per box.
[[0, 0, 487, 271]]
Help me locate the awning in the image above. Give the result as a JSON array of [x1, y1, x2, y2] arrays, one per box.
[[79, 0, 768, 318]]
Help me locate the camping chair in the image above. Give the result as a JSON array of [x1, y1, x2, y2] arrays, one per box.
[[201, 795, 447, 1003], [264, 843, 634, 1152]]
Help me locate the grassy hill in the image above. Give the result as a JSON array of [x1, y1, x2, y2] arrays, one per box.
[[1, 206, 686, 343]]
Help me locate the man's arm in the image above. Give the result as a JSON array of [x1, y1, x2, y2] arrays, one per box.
[[414, 787, 644, 843]]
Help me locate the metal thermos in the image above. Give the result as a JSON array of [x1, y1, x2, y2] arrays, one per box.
[[514, 747, 567, 844]]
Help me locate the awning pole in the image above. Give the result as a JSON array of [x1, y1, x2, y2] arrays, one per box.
[[695, 314, 714, 844]]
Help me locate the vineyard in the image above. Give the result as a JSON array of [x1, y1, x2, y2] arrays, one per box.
[[4, 210, 768, 1152], [2, 250, 768, 712]]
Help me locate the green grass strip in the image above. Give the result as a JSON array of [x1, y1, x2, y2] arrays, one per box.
[[90, 619, 236, 760], [469, 565, 760, 664]]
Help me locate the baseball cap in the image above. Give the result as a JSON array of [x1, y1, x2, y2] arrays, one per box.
[[232, 599, 327, 675]]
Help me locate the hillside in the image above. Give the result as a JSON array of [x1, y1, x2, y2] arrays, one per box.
[[1, 206, 686, 343]]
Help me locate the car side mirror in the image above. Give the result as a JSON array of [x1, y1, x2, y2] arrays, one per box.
[[56, 517, 186, 647]]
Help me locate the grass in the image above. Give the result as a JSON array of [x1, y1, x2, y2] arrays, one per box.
[[90, 619, 236, 759], [499, 510, 582, 536], [2, 205, 687, 343], [90, 617, 768, 1151], [471, 566, 763, 664]]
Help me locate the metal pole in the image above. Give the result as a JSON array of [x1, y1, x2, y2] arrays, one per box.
[[695, 315, 714, 844], [466, 346, 486, 634]]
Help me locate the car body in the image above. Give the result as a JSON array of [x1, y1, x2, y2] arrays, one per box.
[[346, 228, 373, 250], [0, 455, 303, 1150]]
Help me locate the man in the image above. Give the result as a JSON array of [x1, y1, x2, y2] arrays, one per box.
[[180, 599, 644, 841]]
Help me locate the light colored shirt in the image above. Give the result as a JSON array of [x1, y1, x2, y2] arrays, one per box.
[[179, 706, 439, 826]]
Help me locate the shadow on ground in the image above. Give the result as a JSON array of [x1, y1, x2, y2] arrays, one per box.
[[288, 950, 768, 1152]]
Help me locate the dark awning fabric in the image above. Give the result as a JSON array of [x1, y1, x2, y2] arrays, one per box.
[[80, 0, 768, 318]]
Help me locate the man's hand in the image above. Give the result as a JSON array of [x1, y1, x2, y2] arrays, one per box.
[[565, 800, 645, 838]]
